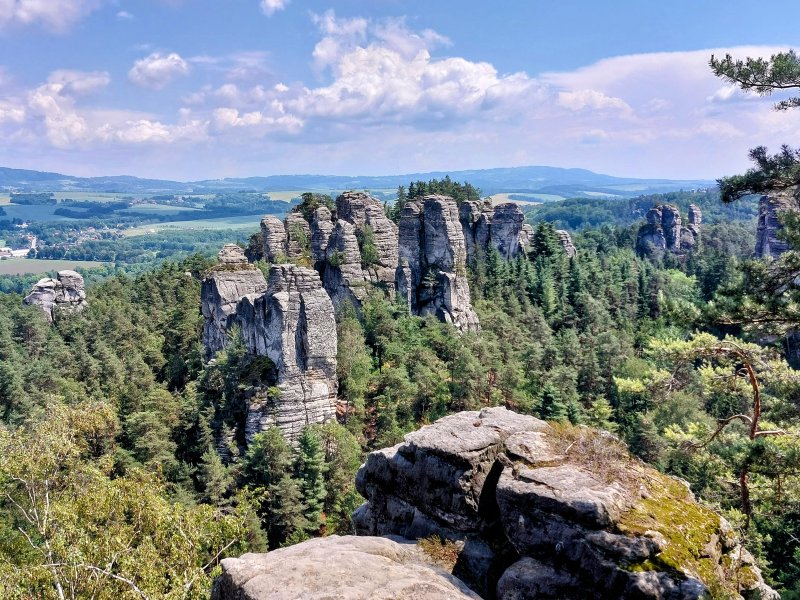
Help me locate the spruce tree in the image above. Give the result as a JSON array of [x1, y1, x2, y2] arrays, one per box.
[[294, 427, 328, 535]]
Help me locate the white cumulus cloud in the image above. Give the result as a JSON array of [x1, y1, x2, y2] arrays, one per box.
[[0, 0, 101, 31], [129, 53, 190, 90], [260, 0, 288, 17]]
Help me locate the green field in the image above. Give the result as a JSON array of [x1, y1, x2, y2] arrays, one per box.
[[0, 258, 105, 275], [266, 190, 305, 202], [52, 192, 137, 203], [124, 215, 263, 236], [489, 193, 546, 206], [119, 204, 201, 215]]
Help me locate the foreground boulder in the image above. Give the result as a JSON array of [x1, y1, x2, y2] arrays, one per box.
[[23, 269, 88, 322], [211, 535, 480, 600], [354, 407, 776, 600]]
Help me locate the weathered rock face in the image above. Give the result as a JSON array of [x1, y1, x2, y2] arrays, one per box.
[[237, 264, 337, 442], [459, 201, 528, 261], [755, 186, 800, 259], [556, 229, 577, 258], [354, 407, 776, 600], [211, 536, 481, 600], [489, 203, 526, 260], [260, 215, 287, 262], [636, 204, 701, 258], [201, 245, 268, 358], [310, 206, 334, 270], [23, 269, 88, 323], [284, 212, 311, 260], [201, 247, 337, 443], [399, 196, 480, 332]]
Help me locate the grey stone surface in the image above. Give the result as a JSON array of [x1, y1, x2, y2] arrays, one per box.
[[398, 195, 480, 332], [755, 186, 800, 259], [211, 535, 481, 600], [260, 215, 287, 262], [237, 264, 337, 443], [23, 269, 88, 323], [201, 248, 337, 443], [201, 247, 267, 358], [354, 408, 776, 600], [490, 203, 526, 260], [556, 229, 577, 258], [637, 204, 701, 258], [285, 211, 312, 260]]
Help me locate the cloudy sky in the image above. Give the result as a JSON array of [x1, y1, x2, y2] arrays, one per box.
[[1, 0, 799, 181]]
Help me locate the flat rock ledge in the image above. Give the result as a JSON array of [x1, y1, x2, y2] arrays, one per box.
[[211, 535, 481, 600], [354, 407, 777, 600]]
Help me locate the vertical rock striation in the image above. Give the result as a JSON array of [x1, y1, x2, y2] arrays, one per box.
[[238, 264, 338, 442], [261, 215, 288, 262], [398, 195, 480, 332], [636, 204, 701, 258], [201, 245, 268, 358], [755, 186, 800, 259], [23, 270, 88, 322], [459, 201, 528, 262], [201, 247, 337, 443]]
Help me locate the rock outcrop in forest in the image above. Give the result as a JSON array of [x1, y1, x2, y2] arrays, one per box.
[[215, 407, 775, 599], [23, 269, 88, 322], [755, 185, 800, 259], [636, 204, 702, 258], [354, 407, 776, 600], [398, 195, 480, 332], [459, 200, 529, 262], [201, 244, 268, 356], [201, 245, 337, 442]]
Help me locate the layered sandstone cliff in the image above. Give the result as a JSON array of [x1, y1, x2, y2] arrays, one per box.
[[755, 185, 800, 259], [201, 246, 337, 443]]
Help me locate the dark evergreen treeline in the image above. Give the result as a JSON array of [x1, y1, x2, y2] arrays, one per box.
[[4, 191, 800, 596]]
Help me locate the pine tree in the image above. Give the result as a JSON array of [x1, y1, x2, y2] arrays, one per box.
[[538, 384, 567, 422], [294, 427, 328, 535]]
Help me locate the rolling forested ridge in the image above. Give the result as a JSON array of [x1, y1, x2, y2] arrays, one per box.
[[3, 19, 800, 598], [3, 177, 800, 597]]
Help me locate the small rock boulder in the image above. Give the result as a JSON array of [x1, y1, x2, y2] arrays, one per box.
[[211, 535, 481, 600]]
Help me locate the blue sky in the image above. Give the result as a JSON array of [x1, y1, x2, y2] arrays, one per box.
[[1, 0, 800, 180]]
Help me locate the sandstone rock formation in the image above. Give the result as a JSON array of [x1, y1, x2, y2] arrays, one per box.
[[201, 245, 267, 358], [459, 201, 529, 262], [636, 204, 701, 258], [201, 247, 337, 443], [755, 186, 800, 259], [556, 229, 577, 258], [23, 269, 88, 322], [237, 264, 337, 442], [211, 536, 481, 600], [398, 195, 480, 332], [354, 407, 776, 600], [321, 191, 399, 312], [260, 215, 287, 262]]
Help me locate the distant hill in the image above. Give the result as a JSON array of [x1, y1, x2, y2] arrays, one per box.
[[0, 165, 714, 197]]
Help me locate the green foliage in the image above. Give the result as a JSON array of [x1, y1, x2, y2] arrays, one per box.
[[717, 145, 800, 202], [356, 224, 380, 269], [710, 50, 800, 111], [296, 193, 335, 222]]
